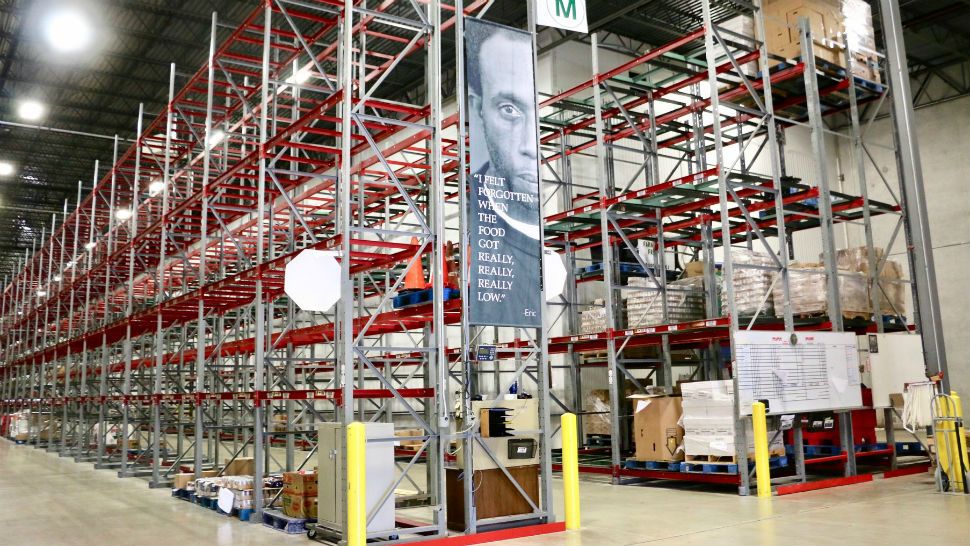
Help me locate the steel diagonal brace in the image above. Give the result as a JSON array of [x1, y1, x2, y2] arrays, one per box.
[[354, 31, 426, 113], [473, 435, 542, 512], [267, 170, 320, 244], [725, 185, 784, 270], [356, 349, 431, 432], [352, 114, 431, 233], [608, 213, 662, 288], [274, 0, 337, 92]]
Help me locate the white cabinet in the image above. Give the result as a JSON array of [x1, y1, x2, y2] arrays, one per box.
[[317, 422, 396, 534]]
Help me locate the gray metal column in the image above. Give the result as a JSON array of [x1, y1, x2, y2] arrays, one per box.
[[879, 0, 948, 387]]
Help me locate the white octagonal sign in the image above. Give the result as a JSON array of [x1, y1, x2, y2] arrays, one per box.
[[543, 248, 567, 302], [285, 249, 341, 312]]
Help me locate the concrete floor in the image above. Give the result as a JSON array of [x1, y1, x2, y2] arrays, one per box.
[[1, 439, 967, 546]]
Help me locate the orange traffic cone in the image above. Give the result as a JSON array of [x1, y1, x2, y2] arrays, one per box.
[[402, 237, 426, 292], [426, 240, 457, 290]]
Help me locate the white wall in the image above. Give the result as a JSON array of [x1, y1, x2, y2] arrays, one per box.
[[835, 96, 970, 400]]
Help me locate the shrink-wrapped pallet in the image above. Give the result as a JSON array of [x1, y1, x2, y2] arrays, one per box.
[[832, 247, 906, 316], [625, 276, 706, 327], [722, 248, 776, 317], [772, 262, 870, 317], [579, 302, 608, 334]]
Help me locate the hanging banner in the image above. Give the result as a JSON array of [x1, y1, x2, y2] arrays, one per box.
[[536, 0, 588, 34], [465, 18, 542, 328]]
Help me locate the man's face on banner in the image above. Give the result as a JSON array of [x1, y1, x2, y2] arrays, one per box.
[[473, 31, 538, 224]]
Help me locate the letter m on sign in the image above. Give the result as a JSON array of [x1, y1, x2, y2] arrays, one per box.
[[556, 0, 576, 19]]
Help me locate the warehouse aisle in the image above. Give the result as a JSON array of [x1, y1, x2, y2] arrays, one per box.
[[0, 439, 966, 546]]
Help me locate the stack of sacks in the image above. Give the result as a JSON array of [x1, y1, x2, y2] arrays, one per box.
[[833, 247, 906, 316], [723, 248, 776, 317], [681, 381, 783, 459], [625, 276, 706, 327], [772, 262, 870, 316]]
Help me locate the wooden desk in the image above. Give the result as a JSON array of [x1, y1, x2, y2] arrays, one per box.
[[445, 465, 540, 531]]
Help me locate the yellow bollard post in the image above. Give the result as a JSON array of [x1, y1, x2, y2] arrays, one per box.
[[751, 402, 771, 498], [561, 413, 581, 530], [950, 392, 969, 489], [346, 422, 366, 546]]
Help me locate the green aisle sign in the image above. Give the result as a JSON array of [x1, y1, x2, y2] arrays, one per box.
[[536, 0, 588, 34]]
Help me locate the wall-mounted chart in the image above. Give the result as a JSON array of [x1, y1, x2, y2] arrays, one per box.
[[734, 331, 862, 415]]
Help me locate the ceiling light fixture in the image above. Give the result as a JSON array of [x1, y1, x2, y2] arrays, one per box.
[[115, 208, 132, 221], [18, 100, 46, 121], [84, 241, 97, 251], [53, 274, 62, 282], [207, 129, 225, 149], [36, 290, 47, 297], [44, 7, 94, 53], [0, 162, 14, 176], [148, 179, 165, 196]]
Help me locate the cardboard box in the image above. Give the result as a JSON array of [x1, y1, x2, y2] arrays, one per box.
[[173, 470, 217, 490], [282, 471, 318, 497], [282, 493, 317, 519], [629, 395, 684, 462], [223, 457, 254, 477], [395, 428, 424, 448], [764, 0, 845, 66]]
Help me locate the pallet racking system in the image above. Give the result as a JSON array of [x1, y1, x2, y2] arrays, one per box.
[[0, 0, 560, 542], [535, 0, 944, 494], [0, 5, 945, 542]]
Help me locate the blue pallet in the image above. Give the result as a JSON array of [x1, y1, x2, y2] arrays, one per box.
[[262, 509, 315, 534], [895, 441, 927, 455], [171, 488, 193, 501], [625, 459, 682, 471], [853, 76, 885, 94], [392, 287, 459, 309], [792, 443, 898, 458], [680, 461, 739, 474]]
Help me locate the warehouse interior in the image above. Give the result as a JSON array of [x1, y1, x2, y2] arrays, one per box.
[[0, 1, 968, 545]]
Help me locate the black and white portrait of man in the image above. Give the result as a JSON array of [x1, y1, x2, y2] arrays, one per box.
[[465, 18, 542, 327]]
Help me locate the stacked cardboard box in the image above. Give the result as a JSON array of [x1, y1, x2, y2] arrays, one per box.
[[772, 262, 870, 317], [834, 247, 906, 316], [582, 390, 612, 437], [723, 248, 776, 317], [395, 428, 424, 450], [629, 395, 685, 462], [723, 0, 880, 83], [282, 471, 318, 519], [173, 470, 218, 491], [680, 381, 784, 459], [625, 276, 706, 327]]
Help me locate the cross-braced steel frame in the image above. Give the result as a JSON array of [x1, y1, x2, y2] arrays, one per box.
[[535, 0, 943, 495], [0, 0, 558, 541]]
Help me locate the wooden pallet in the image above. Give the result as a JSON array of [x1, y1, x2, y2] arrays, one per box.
[[794, 311, 871, 321], [685, 454, 736, 464]]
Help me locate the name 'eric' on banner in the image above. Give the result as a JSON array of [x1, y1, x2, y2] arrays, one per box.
[[536, 0, 588, 34]]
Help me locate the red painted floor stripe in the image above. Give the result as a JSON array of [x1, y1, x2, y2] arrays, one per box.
[[413, 522, 567, 546], [776, 474, 873, 495]]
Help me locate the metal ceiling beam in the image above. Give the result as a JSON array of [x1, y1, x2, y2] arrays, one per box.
[[539, 0, 659, 55]]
